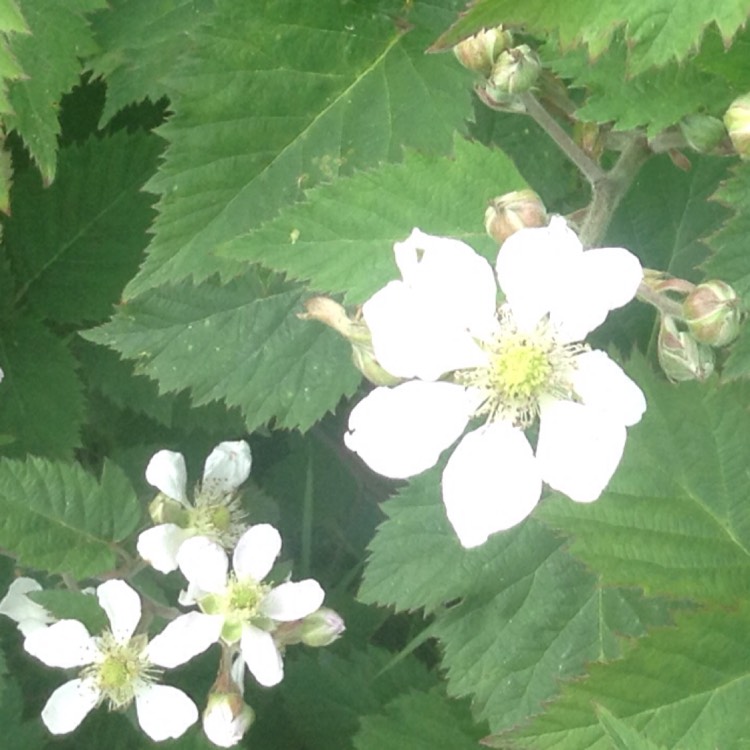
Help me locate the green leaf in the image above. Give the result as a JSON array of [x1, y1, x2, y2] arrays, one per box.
[[500, 604, 750, 749], [28, 588, 107, 633], [219, 137, 526, 304], [89, 0, 215, 125], [0, 317, 84, 458], [538, 358, 750, 604], [594, 706, 668, 750], [5, 0, 108, 183], [83, 273, 361, 433], [359, 466, 673, 732], [0, 456, 140, 578], [4, 132, 162, 325], [124, 0, 473, 298], [0, 677, 45, 750], [0, 0, 29, 33], [353, 690, 485, 750], [432, 0, 750, 75]]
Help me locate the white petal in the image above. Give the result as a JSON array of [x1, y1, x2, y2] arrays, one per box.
[[363, 280, 489, 381], [571, 351, 646, 426], [344, 381, 477, 479], [41, 678, 100, 734], [147, 612, 223, 668], [137, 524, 192, 573], [203, 699, 253, 748], [135, 683, 198, 741], [233, 524, 282, 582], [145, 450, 188, 504], [25, 619, 97, 667], [0, 577, 54, 633], [240, 625, 283, 687], [442, 423, 542, 548], [394, 228, 499, 339], [261, 580, 325, 622], [537, 399, 627, 502], [496, 216, 581, 331], [97, 580, 141, 643], [202, 440, 252, 495], [177, 536, 229, 594]]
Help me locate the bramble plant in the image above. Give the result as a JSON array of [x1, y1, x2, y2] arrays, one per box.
[[1, 1, 750, 748]]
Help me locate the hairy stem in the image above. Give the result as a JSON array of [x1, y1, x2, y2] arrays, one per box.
[[636, 281, 684, 319]]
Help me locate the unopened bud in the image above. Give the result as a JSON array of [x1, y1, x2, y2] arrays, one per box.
[[657, 315, 715, 382], [683, 280, 743, 347], [453, 27, 513, 76], [203, 691, 255, 748], [299, 607, 345, 647], [485, 189, 548, 243], [724, 94, 750, 159], [148, 493, 189, 526], [299, 297, 400, 386], [488, 45, 541, 95], [679, 114, 727, 153]]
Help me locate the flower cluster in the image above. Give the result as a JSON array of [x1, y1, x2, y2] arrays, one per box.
[[0, 441, 344, 747], [344, 218, 646, 548]]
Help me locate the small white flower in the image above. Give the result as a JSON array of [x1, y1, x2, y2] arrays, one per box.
[[23, 580, 223, 741], [0, 577, 55, 637], [138, 441, 252, 573], [345, 219, 646, 548], [177, 524, 325, 687]]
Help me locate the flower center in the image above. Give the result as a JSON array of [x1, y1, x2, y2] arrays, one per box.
[[82, 632, 157, 710], [201, 576, 272, 645], [188, 491, 248, 550], [491, 337, 552, 399]]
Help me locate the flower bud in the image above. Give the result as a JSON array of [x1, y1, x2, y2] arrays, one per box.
[[724, 93, 750, 159], [679, 114, 727, 153], [657, 315, 715, 382], [485, 189, 548, 243], [203, 691, 255, 748], [453, 27, 513, 76], [488, 45, 541, 95], [683, 280, 743, 347], [148, 493, 189, 526], [299, 607, 345, 647]]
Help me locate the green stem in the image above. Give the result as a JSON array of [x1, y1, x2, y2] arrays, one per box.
[[636, 281, 684, 319]]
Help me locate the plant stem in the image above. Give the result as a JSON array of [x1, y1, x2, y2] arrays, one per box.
[[636, 281, 684, 319]]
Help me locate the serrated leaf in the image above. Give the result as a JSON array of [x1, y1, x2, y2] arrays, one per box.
[[124, 0, 473, 298], [501, 604, 750, 749], [0, 457, 140, 578], [28, 588, 107, 633], [594, 706, 668, 750], [537, 358, 750, 604], [5, 0, 108, 183], [83, 273, 361, 433], [353, 690, 484, 750], [0, 317, 84, 458], [89, 0, 215, 125], [4, 132, 162, 324], [219, 137, 526, 304], [432, 0, 750, 75], [359, 466, 673, 732], [0, 0, 28, 33]]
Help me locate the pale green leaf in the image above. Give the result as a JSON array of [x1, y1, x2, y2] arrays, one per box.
[[5, 0, 108, 183], [0, 0, 28, 33], [83, 273, 361, 433], [5, 132, 162, 324], [595, 706, 668, 750], [219, 137, 526, 304], [538, 358, 750, 604], [0, 457, 140, 578], [124, 0, 473, 298], [432, 0, 750, 75]]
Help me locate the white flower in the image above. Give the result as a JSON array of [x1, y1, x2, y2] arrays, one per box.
[[23, 579, 223, 741], [203, 695, 255, 748], [138, 441, 252, 573], [0, 577, 55, 637], [345, 219, 646, 548], [177, 524, 325, 687]]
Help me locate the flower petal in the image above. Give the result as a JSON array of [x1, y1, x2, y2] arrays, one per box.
[[233, 524, 282, 582], [442, 423, 542, 548], [97, 580, 141, 643], [145, 450, 188, 504], [536, 399, 627, 502], [135, 683, 198, 741], [203, 698, 253, 748], [147, 612, 223, 668], [24, 620, 97, 667], [202, 440, 252, 496], [261, 580, 325, 622], [0, 577, 54, 635], [344, 381, 477, 479], [177, 536, 229, 594], [137, 524, 192, 573], [572, 350, 646, 426], [240, 625, 283, 687], [41, 678, 100, 734]]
